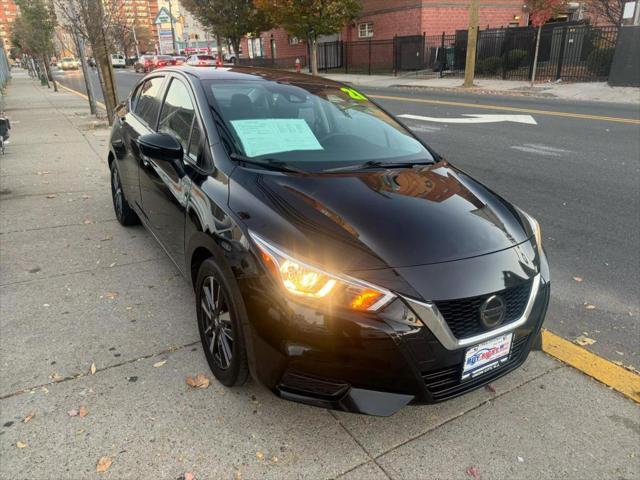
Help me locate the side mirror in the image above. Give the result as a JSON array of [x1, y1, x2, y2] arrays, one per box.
[[138, 132, 183, 162]]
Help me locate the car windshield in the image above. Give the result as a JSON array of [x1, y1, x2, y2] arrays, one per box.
[[62, 57, 74, 62], [204, 80, 433, 170]]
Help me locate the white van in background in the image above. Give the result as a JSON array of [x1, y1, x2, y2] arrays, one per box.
[[110, 54, 126, 68]]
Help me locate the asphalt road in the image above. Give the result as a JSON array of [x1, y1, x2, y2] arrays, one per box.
[[53, 68, 640, 369]]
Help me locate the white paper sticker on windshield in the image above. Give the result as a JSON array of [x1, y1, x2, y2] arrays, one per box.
[[230, 119, 323, 157]]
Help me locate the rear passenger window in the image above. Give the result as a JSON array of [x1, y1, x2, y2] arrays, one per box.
[[158, 79, 195, 154], [134, 77, 164, 127]]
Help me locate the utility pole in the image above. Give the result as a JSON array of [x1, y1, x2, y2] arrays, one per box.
[[463, 0, 480, 88]]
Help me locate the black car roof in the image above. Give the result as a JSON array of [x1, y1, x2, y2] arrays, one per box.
[[161, 65, 345, 89]]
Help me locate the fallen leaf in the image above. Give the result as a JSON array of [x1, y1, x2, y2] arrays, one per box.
[[484, 383, 496, 393], [82, 195, 91, 199], [83, 219, 92, 224], [234, 471, 242, 480], [153, 360, 167, 368], [68, 409, 79, 417], [103, 292, 118, 300], [613, 360, 623, 366], [186, 373, 210, 389], [100, 236, 113, 242], [16, 441, 27, 449], [256, 451, 264, 461], [183, 473, 195, 480], [572, 276, 583, 282], [23, 412, 35, 423], [109, 262, 116, 268], [46, 194, 57, 199], [466, 466, 481, 480], [574, 335, 596, 346], [90, 363, 97, 375], [79, 406, 89, 417], [96, 456, 112, 473], [517, 456, 524, 463], [50, 373, 64, 382], [584, 304, 596, 310]]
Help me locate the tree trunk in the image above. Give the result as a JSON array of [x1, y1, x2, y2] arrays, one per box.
[[530, 25, 542, 88], [309, 35, 318, 76], [75, 31, 98, 115], [39, 57, 50, 88], [43, 55, 58, 92], [216, 34, 223, 60], [231, 37, 241, 63]]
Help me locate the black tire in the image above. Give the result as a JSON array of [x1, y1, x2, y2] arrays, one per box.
[[110, 162, 140, 226], [196, 257, 249, 387]]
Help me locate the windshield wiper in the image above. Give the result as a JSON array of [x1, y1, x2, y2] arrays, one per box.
[[323, 160, 434, 173], [229, 153, 308, 174]]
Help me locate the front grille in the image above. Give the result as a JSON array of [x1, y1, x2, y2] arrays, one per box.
[[434, 281, 532, 339], [421, 334, 530, 401], [279, 370, 349, 399]]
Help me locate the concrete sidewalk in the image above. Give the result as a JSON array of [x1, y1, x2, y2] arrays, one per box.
[[1, 72, 639, 479], [321, 73, 640, 105]]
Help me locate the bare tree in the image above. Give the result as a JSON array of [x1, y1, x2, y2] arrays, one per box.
[[55, 0, 121, 122], [583, 0, 625, 26]]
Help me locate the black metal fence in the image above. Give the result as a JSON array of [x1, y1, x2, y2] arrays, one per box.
[[238, 23, 618, 82]]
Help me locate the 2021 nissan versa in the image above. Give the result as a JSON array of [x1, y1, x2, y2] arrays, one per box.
[[108, 66, 550, 416]]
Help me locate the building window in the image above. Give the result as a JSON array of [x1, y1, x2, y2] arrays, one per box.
[[358, 22, 373, 39], [288, 36, 300, 45]]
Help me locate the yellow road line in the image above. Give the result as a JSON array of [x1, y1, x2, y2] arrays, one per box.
[[542, 329, 640, 403], [369, 94, 640, 125], [57, 83, 106, 110]]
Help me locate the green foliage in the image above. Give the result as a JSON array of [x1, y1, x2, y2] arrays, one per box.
[[12, 0, 56, 57], [476, 56, 502, 75], [503, 49, 529, 71], [586, 47, 615, 75], [256, 0, 362, 42], [181, 0, 272, 55]]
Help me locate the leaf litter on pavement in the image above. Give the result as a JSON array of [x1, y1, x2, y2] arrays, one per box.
[[186, 373, 210, 389], [96, 456, 113, 473]]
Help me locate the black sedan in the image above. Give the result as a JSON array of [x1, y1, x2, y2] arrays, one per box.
[[108, 66, 550, 416]]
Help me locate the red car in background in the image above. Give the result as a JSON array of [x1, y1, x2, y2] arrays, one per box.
[[134, 55, 154, 73], [153, 55, 176, 69]]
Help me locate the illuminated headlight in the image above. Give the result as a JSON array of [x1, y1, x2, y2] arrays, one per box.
[[249, 231, 396, 312]]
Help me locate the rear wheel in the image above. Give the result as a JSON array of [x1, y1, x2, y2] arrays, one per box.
[[196, 258, 249, 387], [110, 162, 140, 226]]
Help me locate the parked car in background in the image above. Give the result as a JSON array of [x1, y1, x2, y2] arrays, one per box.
[[223, 53, 237, 64], [173, 55, 187, 66], [186, 54, 216, 66], [134, 55, 154, 73], [111, 53, 126, 68], [107, 66, 550, 417], [153, 55, 176, 69], [60, 57, 79, 70]]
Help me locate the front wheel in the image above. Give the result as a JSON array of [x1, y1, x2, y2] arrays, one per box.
[[110, 162, 140, 226], [196, 258, 249, 387]]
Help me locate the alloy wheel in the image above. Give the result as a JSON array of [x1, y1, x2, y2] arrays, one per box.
[[111, 167, 123, 220], [200, 276, 234, 370]]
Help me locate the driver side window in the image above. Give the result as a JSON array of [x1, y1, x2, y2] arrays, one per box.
[[158, 78, 196, 155]]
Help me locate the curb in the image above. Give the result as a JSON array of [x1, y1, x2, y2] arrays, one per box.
[[542, 329, 640, 404]]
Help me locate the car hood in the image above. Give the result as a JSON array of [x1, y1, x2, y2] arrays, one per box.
[[229, 161, 531, 273]]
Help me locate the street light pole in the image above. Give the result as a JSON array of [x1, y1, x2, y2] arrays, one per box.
[[168, 0, 177, 54], [132, 24, 140, 58]]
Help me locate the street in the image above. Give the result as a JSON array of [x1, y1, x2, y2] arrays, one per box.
[[54, 67, 640, 369]]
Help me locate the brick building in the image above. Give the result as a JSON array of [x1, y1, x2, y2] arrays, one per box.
[[241, 0, 529, 61], [0, 0, 18, 54]]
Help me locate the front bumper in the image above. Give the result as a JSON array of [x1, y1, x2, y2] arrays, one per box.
[[239, 268, 550, 416]]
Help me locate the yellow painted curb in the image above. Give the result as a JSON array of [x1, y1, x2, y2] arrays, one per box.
[[542, 329, 640, 403], [369, 94, 640, 125], [57, 83, 106, 110]]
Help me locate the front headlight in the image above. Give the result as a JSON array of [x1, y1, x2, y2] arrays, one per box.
[[517, 207, 542, 255], [249, 231, 396, 312]]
